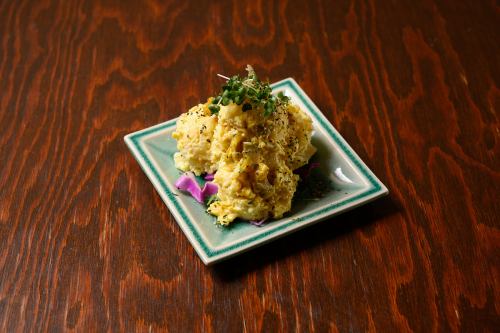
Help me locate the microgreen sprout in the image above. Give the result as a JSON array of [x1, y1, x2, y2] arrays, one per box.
[[205, 194, 219, 206], [209, 65, 290, 116]]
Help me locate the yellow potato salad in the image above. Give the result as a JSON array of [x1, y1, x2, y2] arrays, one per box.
[[172, 67, 315, 225]]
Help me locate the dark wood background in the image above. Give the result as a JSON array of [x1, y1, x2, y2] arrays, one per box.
[[0, 0, 498, 331]]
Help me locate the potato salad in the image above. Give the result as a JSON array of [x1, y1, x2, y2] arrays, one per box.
[[172, 66, 316, 225]]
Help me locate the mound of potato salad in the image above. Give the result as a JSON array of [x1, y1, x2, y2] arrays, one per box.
[[172, 66, 316, 225]]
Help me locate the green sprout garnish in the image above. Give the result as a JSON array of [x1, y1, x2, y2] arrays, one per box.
[[205, 194, 219, 206], [209, 65, 290, 116]]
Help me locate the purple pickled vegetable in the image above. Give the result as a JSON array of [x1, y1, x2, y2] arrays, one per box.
[[202, 182, 218, 197], [175, 173, 204, 203], [175, 172, 218, 204], [295, 162, 320, 180], [204, 173, 215, 181], [249, 218, 267, 227]]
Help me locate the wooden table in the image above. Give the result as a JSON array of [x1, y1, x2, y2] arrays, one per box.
[[1, 0, 498, 331]]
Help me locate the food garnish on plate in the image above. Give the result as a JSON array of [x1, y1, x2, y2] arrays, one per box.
[[172, 66, 316, 225]]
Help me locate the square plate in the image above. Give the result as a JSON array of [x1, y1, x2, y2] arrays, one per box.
[[124, 78, 388, 265]]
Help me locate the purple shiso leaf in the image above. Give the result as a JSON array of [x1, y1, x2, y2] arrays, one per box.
[[175, 172, 219, 204], [204, 173, 215, 181], [249, 218, 267, 227]]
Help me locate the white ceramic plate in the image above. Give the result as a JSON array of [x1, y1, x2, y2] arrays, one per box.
[[124, 78, 388, 265]]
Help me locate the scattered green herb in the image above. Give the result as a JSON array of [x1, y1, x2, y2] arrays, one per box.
[[205, 194, 219, 206], [209, 65, 290, 116]]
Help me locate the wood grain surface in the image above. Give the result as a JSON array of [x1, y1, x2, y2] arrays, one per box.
[[0, 0, 499, 332]]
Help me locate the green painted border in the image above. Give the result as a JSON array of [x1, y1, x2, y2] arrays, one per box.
[[128, 79, 384, 258]]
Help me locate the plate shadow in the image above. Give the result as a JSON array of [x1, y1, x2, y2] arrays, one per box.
[[209, 195, 399, 281]]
